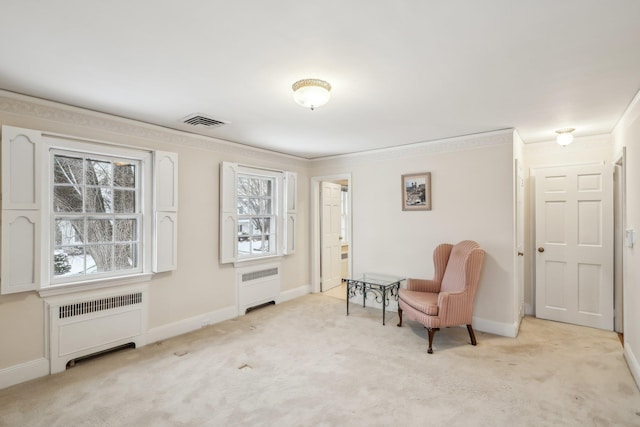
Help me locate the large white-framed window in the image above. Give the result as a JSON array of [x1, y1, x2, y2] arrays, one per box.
[[1, 125, 179, 296], [220, 162, 296, 264], [51, 149, 143, 283]]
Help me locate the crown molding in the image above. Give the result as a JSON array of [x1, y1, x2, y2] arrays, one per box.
[[310, 128, 514, 167], [0, 90, 309, 169], [612, 86, 640, 135]]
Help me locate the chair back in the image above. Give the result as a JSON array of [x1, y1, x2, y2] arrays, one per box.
[[440, 240, 483, 293]]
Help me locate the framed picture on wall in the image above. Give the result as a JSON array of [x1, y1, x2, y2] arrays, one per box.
[[402, 172, 431, 211]]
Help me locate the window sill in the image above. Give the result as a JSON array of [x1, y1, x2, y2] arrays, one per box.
[[38, 273, 153, 298], [233, 255, 283, 269]]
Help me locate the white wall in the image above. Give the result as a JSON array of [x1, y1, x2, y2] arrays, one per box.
[[0, 92, 310, 378], [612, 89, 640, 387], [311, 131, 518, 336]]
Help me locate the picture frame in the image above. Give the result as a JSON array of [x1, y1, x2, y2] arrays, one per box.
[[402, 172, 431, 211]]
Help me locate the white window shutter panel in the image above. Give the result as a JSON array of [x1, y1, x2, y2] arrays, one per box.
[[1, 126, 42, 294], [1, 211, 40, 294], [283, 171, 297, 254], [220, 162, 238, 263], [2, 126, 42, 210], [153, 151, 178, 272], [153, 212, 177, 272], [154, 151, 178, 212]]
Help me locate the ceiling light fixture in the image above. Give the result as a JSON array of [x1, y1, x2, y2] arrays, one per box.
[[555, 128, 575, 146], [292, 79, 331, 110]]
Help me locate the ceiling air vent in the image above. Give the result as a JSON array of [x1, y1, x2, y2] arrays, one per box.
[[181, 113, 228, 128]]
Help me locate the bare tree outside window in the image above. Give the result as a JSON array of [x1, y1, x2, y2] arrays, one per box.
[[237, 174, 275, 256], [53, 154, 139, 277]]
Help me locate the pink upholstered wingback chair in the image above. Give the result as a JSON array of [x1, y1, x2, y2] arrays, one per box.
[[397, 240, 485, 353]]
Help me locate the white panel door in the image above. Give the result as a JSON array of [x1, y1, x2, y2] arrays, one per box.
[[321, 182, 342, 291], [535, 163, 613, 330]]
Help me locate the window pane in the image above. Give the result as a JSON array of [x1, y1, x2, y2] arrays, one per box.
[[55, 218, 84, 245], [54, 248, 85, 277], [85, 187, 113, 212], [115, 244, 137, 270], [54, 186, 83, 212], [249, 179, 261, 196], [86, 245, 113, 273], [86, 159, 112, 186], [251, 218, 271, 235], [238, 198, 260, 215], [260, 199, 272, 214], [238, 219, 250, 240], [237, 177, 250, 196], [250, 236, 270, 254], [54, 155, 83, 184], [114, 189, 136, 213], [87, 219, 113, 243], [114, 163, 136, 188], [115, 219, 137, 242], [261, 179, 272, 196], [238, 238, 251, 255]]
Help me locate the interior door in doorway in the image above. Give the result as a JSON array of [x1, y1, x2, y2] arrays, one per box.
[[535, 163, 613, 330], [321, 181, 342, 291]]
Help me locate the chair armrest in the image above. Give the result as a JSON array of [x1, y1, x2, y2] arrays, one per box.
[[437, 291, 474, 326], [406, 278, 440, 293]]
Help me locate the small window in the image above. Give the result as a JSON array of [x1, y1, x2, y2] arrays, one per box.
[[237, 173, 277, 259], [219, 162, 296, 264]]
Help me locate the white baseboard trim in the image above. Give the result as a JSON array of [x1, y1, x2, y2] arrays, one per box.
[[146, 305, 238, 345], [473, 316, 519, 338], [278, 284, 311, 303], [624, 343, 640, 391], [0, 358, 49, 390]]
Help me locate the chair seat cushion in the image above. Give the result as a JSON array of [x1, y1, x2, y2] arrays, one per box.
[[398, 289, 439, 316]]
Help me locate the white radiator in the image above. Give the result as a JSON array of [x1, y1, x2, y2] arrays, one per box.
[[236, 262, 280, 315], [46, 285, 148, 374]]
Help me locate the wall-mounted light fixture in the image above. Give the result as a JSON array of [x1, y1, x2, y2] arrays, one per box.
[[556, 128, 575, 146], [292, 79, 331, 110]]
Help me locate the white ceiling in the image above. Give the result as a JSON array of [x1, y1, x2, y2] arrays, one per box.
[[1, 1, 639, 159]]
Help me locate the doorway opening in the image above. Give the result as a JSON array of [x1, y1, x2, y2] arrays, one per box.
[[614, 148, 626, 334], [310, 174, 352, 294]]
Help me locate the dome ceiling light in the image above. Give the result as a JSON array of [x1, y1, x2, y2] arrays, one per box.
[[556, 128, 575, 146], [292, 79, 331, 110]]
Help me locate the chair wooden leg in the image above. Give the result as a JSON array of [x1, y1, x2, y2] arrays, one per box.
[[467, 324, 477, 346], [427, 328, 439, 354], [397, 306, 403, 327]]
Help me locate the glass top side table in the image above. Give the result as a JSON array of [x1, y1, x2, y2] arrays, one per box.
[[345, 273, 405, 325]]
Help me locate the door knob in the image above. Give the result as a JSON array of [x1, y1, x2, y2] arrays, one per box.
[[518, 252, 524, 256], [538, 247, 545, 253]]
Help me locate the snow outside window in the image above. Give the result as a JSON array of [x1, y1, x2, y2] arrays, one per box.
[[219, 162, 296, 264], [1, 125, 178, 295], [52, 151, 142, 282], [237, 173, 276, 258]]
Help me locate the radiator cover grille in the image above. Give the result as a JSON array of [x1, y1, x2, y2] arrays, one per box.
[[242, 267, 278, 282], [59, 292, 143, 319]]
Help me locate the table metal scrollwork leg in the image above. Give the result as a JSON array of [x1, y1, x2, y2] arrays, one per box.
[[382, 287, 387, 325]]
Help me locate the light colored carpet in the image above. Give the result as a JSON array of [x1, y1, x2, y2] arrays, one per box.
[[321, 282, 346, 300], [1, 294, 638, 427]]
